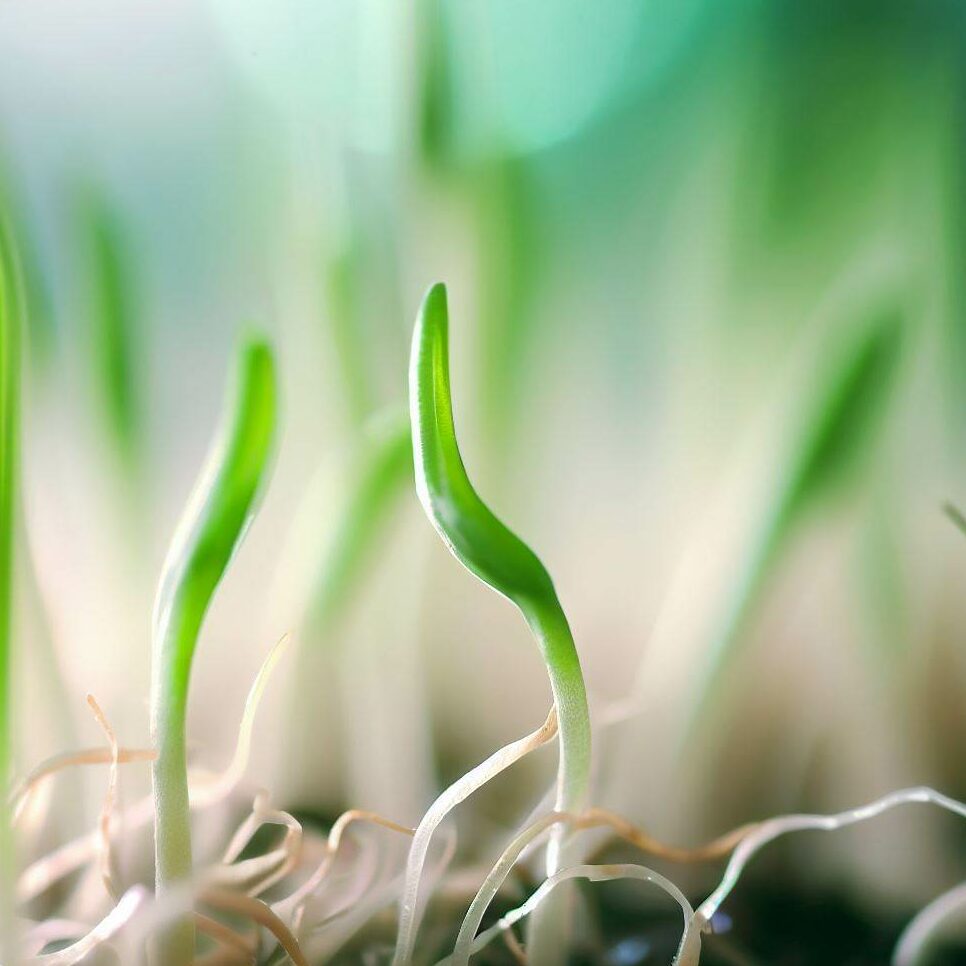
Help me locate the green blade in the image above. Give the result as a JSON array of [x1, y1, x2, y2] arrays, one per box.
[[0, 207, 20, 961], [409, 283, 590, 814], [75, 184, 142, 471], [150, 336, 276, 965], [690, 306, 904, 738]]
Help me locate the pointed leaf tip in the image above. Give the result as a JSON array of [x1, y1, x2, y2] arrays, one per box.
[[409, 282, 555, 609]]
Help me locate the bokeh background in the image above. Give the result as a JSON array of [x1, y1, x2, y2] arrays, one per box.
[[3, 0, 966, 929]]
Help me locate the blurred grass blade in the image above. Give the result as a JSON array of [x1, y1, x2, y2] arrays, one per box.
[[311, 408, 412, 629], [944, 502, 966, 537], [690, 305, 904, 737], [324, 236, 373, 430], [778, 305, 904, 526], [0, 155, 54, 370], [0, 206, 20, 960], [150, 337, 276, 966], [409, 282, 591, 820], [75, 184, 142, 470], [475, 160, 541, 458]]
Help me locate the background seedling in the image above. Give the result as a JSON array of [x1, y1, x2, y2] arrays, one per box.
[[74, 182, 142, 474], [308, 408, 412, 632], [150, 336, 276, 965], [687, 304, 904, 738]]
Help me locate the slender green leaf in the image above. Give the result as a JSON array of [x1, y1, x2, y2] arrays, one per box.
[[150, 337, 276, 966], [76, 184, 141, 470], [944, 502, 966, 538], [311, 407, 412, 630], [0, 205, 20, 961], [409, 283, 590, 816], [690, 306, 904, 736], [0, 155, 54, 369]]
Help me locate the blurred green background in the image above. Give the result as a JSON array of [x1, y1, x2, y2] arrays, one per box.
[[3, 0, 966, 921]]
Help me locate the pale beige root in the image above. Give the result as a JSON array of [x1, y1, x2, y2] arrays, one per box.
[[190, 634, 292, 807], [25, 885, 150, 965], [17, 636, 290, 903], [22, 920, 90, 957], [17, 796, 152, 904], [503, 926, 527, 965], [10, 747, 156, 823], [392, 708, 559, 966], [447, 807, 755, 966], [445, 863, 699, 966], [194, 912, 257, 962], [696, 786, 966, 926], [85, 694, 121, 900], [276, 808, 414, 935], [210, 791, 303, 896], [577, 807, 758, 863], [299, 826, 457, 965], [199, 887, 309, 966], [893, 882, 966, 966], [193, 945, 257, 966], [292, 826, 384, 938]]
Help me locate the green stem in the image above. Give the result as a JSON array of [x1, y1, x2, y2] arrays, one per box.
[[524, 600, 591, 820]]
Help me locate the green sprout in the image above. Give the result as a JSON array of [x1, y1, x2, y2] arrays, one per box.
[[0, 211, 20, 957], [0, 156, 53, 371], [688, 305, 904, 737], [309, 408, 412, 631], [75, 184, 142, 472], [150, 337, 276, 965], [409, 282, 591, 828], [324, 238, 374, 431]]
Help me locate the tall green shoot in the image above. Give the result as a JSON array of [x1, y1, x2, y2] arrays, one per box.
[[687, 306, 904, 738], [409, 282, 591, 833], [75, 184, 142, 472], [0, 208, 21, 960], [150, 338, 276, 965]]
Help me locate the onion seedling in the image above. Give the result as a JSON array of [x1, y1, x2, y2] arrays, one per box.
[[408, 282, 591, 843], [150, 337, 276, 965], [310, 408, 412, 631]]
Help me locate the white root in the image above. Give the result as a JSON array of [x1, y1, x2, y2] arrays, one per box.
[[892, 881, 966, 966], [213, 790, 303, 896], [277, 809, 413, 935], [17, 635, 290, 903], [697, 786, 966, 925], [85, 694, 121, 900], [26, 885, 150, 965], [439, 863, 699, 966], [392, 707, 558, 966]]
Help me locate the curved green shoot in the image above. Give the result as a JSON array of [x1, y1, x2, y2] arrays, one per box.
[[0, 208, 21, 958], [150, 337, 276, 965], [686, 306, 904, 738], [409, 282, 591, 829]]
